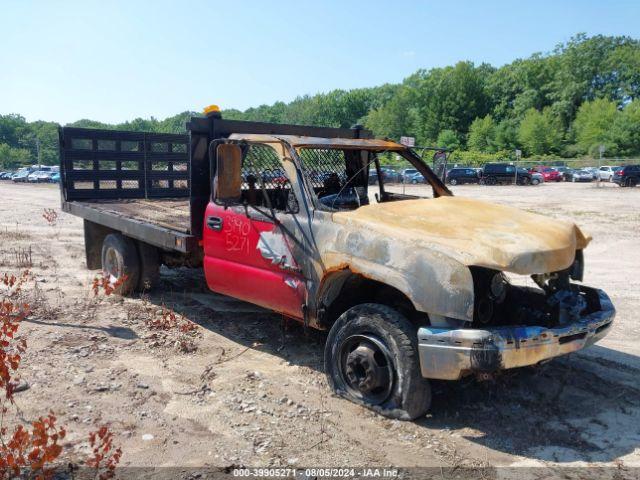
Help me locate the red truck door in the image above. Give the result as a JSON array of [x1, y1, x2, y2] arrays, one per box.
[[202, 144, 306, 320]]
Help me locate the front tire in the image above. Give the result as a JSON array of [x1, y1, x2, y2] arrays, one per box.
[[324, 304, 431, 420], [101, 234, 140, 295], [449, 178, 458, 186]]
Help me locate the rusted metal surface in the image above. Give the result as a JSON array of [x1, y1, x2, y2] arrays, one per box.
[[222, 136, 596, 326], [228, 133, 405, 151], [333, 196, 591, 275]]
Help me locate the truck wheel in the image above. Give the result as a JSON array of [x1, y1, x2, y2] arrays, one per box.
[[324, 303, 431, 420], [101, 234, 140, 295], [449, 178, 458, 186], [136, 241, 160, 291], [485, 177, 497, 186]]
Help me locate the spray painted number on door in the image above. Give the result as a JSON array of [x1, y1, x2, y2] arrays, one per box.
[[225, 216, 250, 253]]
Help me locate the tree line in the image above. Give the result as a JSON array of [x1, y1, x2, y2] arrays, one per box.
[[1, 33, 639, 170]]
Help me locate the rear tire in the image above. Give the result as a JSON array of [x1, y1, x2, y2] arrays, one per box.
[[101, 234, 140, 295], [136, 241, 160, 291], [449, 178, 458, 186], [531, 178, 540, 185], [325, 304, 431, 420], [485, 176, 497, 186]]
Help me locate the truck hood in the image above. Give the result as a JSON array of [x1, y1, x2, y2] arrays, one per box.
[[332, 197, 591, 275]]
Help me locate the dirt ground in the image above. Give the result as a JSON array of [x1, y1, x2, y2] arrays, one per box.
[[0, 180, 638, 478]]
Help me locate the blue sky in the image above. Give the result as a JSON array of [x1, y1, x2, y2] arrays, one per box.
[[2, 0, 639, 124]]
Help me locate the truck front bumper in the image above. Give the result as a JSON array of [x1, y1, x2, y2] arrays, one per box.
[[417, 288, 615, 380]]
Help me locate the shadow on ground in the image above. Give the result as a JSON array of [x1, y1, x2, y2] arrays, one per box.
[[143, 266, 639, 464]]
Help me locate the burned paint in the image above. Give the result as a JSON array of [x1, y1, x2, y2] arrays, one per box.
[[228, 133, 405, 151], [332, 196, 591, 275], [222, 135, 594, 326]]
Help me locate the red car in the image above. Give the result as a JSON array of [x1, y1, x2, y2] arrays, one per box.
[[529, 166, 562, 182]]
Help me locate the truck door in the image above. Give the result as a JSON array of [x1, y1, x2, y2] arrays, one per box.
[[202, 142, 306, 319]]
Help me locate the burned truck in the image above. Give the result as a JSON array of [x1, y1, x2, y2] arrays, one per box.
[[59, 107, 615, 419]]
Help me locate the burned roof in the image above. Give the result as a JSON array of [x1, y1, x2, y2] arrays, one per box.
[[227, 133, 406, 151]]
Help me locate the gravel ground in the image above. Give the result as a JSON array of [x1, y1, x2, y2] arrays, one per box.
[[0, 180, 638, 479]]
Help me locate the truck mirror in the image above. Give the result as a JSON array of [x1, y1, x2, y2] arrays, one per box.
[[215, 144, 242, 205]]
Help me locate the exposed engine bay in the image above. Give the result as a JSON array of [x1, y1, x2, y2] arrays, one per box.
[[469, 251, 600, 328]]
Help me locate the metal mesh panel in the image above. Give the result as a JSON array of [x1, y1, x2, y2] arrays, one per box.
[[241, 144, 298, 213], [298, 148, 347, 189]]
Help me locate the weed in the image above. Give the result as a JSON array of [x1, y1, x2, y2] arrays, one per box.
[[0, 247, 33, 269], [0, 413, 66, 479], [145, 304, 197, 334], [0, 300, 29, 403], [0, 273, 123, 478], [91, 272, 127, 297], [87, 426, 122, 480], [42, 209, 58, 226], [0, 226, 30, 242]]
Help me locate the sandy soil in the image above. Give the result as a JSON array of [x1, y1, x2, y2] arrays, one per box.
[[0, 180, 638, 478]]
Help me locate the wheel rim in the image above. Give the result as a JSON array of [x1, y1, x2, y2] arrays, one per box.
[[104, 247, 120, 280], [338, 334, 394, 405], [450, 179, 457, 185]]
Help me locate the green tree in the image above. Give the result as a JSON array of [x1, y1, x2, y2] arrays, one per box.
[[0, 143, 31, 169], [436, 130, 462, 150], [364, 85, 418, 140], [572, 98, 619, 155], [608, 101, 640, 156], [494, 119, 520, 151], [467, 115, 496, 152], [518, 108, 563, 155], [412, 61, 493, 143]]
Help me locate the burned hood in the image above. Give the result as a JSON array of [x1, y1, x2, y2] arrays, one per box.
[[332, 197, 591, 275]]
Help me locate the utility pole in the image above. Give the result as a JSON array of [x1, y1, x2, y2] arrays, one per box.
[[597, 144, 605, 187], [36, 138, 41, 166], [515, 149, 522, 185]]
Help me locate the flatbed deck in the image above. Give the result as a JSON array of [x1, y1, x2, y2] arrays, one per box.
[[62, 198, 198, 253], [77, 198, 191, 233]]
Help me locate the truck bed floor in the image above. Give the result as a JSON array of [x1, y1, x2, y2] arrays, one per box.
[[76, 198, 191, 234]]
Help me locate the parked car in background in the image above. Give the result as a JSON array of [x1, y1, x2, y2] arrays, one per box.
[[27, 171, 41, 183], [381, 167, 401, 183], [559, 168, 576, 181], [583, 167, 600, 180], [598, 165, 621, 181], [571, 170, 594, 182], [552, 166, 571, 181], [612, 165, 640, 187], [12, 169, 32, 182], [400, 168, 418, 182], [446, 167, 481, 185], [409, 172, 425, 184], [50, 172, 60, 183], [36, 171, 56, 183], [482, 163, 533, 185], [530, 172, 543, 185], [530, 166, 562, 182]]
